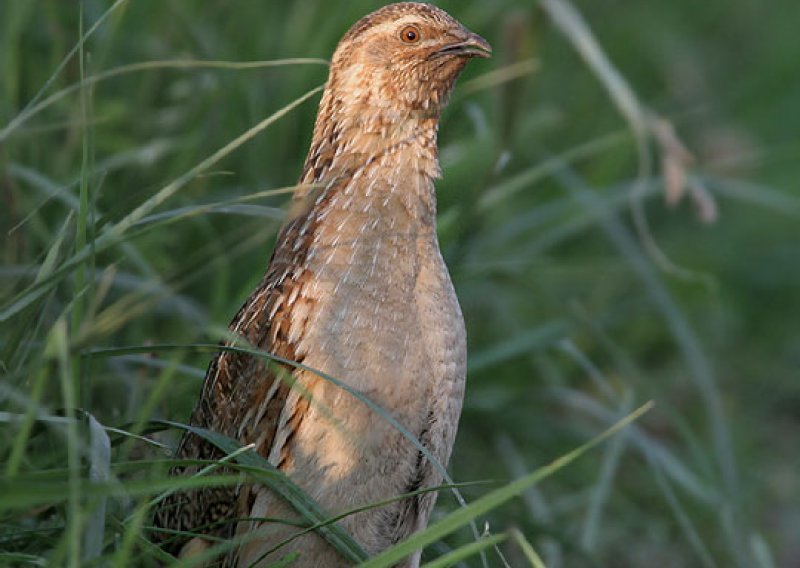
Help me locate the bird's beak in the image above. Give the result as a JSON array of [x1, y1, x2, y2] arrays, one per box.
[[435, 32, 493, 59]]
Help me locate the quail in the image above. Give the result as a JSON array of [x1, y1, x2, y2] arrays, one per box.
[[153, 3, 490, 566]]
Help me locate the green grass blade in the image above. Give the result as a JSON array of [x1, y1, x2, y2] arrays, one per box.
[[83, 413, 111, 561], [0, 85, 324, 322], [358, 401, 653, 568], [51, 319, 81, 567], [0, 0, 130, 140], [421, 533, 508, 568], [0, 59, 328, 142], [509, 529, 547, 568]]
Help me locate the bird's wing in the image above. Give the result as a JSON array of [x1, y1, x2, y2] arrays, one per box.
[[152, 218, 315, 556]]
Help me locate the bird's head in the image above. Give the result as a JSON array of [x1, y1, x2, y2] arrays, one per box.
[[326, 2, 491, 119]]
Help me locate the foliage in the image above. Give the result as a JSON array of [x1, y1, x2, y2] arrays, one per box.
[[1, 0, 798, 566]]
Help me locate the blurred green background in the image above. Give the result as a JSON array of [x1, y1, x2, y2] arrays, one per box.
[[2, 0, 799, 566]]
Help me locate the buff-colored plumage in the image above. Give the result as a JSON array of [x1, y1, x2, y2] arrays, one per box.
[[153, 3, 490, 566]]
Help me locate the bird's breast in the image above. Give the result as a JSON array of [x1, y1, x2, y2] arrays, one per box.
[[293, 211, 450, 394], [269, 163, 466, 498]]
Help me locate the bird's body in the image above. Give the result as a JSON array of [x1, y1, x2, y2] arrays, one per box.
[[153, 4, 490, 566]]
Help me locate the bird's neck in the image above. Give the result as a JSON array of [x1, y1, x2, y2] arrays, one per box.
[[273, 92, 448, 301], [295, 93, 443, 227]]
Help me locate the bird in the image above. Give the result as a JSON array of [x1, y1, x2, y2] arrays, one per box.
[[152, 3, 490, 566]]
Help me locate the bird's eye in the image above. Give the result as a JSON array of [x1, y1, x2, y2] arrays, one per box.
[[400, 25, 421, 44]]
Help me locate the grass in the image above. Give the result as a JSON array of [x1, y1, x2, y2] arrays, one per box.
[[2, 0, 799, 566]]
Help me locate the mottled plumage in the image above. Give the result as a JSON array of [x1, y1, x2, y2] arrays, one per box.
[[153, 3, 490, 566]]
